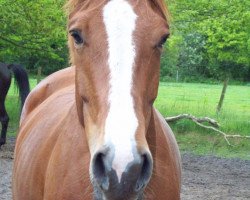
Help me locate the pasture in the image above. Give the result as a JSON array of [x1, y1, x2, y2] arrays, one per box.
[[5, 78, 250, 159]]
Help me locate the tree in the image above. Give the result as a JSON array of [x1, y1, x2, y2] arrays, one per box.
[[198, 0, 250, 111], [164, 0, 250, 82], [0, 0, 68, 74], [163, 0, 250, 112], [160, 34, 182, 81], [177, 32, 207, 81]]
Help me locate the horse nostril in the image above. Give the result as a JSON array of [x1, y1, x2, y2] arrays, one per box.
[[135, 153, 153, 192], [93, 152, 105, 178], [92, 152, 110, 191]]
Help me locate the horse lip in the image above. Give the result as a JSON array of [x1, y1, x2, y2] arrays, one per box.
[[93, 183, 144, 200]]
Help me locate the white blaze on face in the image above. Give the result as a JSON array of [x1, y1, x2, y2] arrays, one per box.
[[103, 0, 138, 182]]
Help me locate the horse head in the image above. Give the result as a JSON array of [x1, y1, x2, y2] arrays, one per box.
[[68, 0, 169, 199]]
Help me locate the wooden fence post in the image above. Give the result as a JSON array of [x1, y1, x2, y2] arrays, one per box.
[[37, 67, 42, 84]]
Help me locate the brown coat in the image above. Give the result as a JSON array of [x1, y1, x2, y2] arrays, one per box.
[[13, 67, 181, 200]]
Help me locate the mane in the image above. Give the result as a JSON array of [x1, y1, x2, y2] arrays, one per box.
[[65, 0, 170, 22]]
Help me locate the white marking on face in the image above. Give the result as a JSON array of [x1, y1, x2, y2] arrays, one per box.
[[103, 0, 138, 182]]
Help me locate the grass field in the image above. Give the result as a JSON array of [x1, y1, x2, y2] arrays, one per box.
[[5, 79, 250, 159], [155, 82, 250, 159]]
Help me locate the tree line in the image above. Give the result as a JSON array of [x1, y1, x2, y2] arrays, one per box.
[[0, 0, 68, 74], [163, 0, 250, 82], [0, 0, 249, 82]]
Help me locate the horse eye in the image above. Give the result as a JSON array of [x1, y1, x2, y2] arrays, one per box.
[[157, 33, 170, 48], [69, 30, 84, 45]]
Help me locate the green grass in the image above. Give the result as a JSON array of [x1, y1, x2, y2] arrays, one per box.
[[5, 79, 250, 159], [155, 82, 250, 159]]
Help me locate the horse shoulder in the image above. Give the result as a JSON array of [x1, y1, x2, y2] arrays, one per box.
[[43, 104, 92, 200], [13, 84, 91, 200], [146, 108, 181, 199], [20, 67, 75, 125], [154, 108, 182, 173]]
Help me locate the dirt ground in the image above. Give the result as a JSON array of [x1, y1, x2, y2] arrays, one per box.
[[0, 138, 250, 200]]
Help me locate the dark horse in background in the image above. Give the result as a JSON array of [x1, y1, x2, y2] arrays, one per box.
[[0, 62, 30, 147]]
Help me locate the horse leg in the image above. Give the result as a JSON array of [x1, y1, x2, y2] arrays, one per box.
[[0, 67, 11, 148], [0, 113, 9, 147]]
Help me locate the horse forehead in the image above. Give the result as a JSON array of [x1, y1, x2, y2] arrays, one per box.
[[102, 0, 137, 23]]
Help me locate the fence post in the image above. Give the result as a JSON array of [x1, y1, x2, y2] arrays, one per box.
[[37, 67, 42, 84], [176, 70, 179, 82]]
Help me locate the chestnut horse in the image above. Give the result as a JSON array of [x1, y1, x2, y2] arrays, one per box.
[[13, 0, 181, 199]]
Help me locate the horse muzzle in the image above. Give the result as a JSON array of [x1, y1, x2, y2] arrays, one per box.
[[91, 147, 153, 200]]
